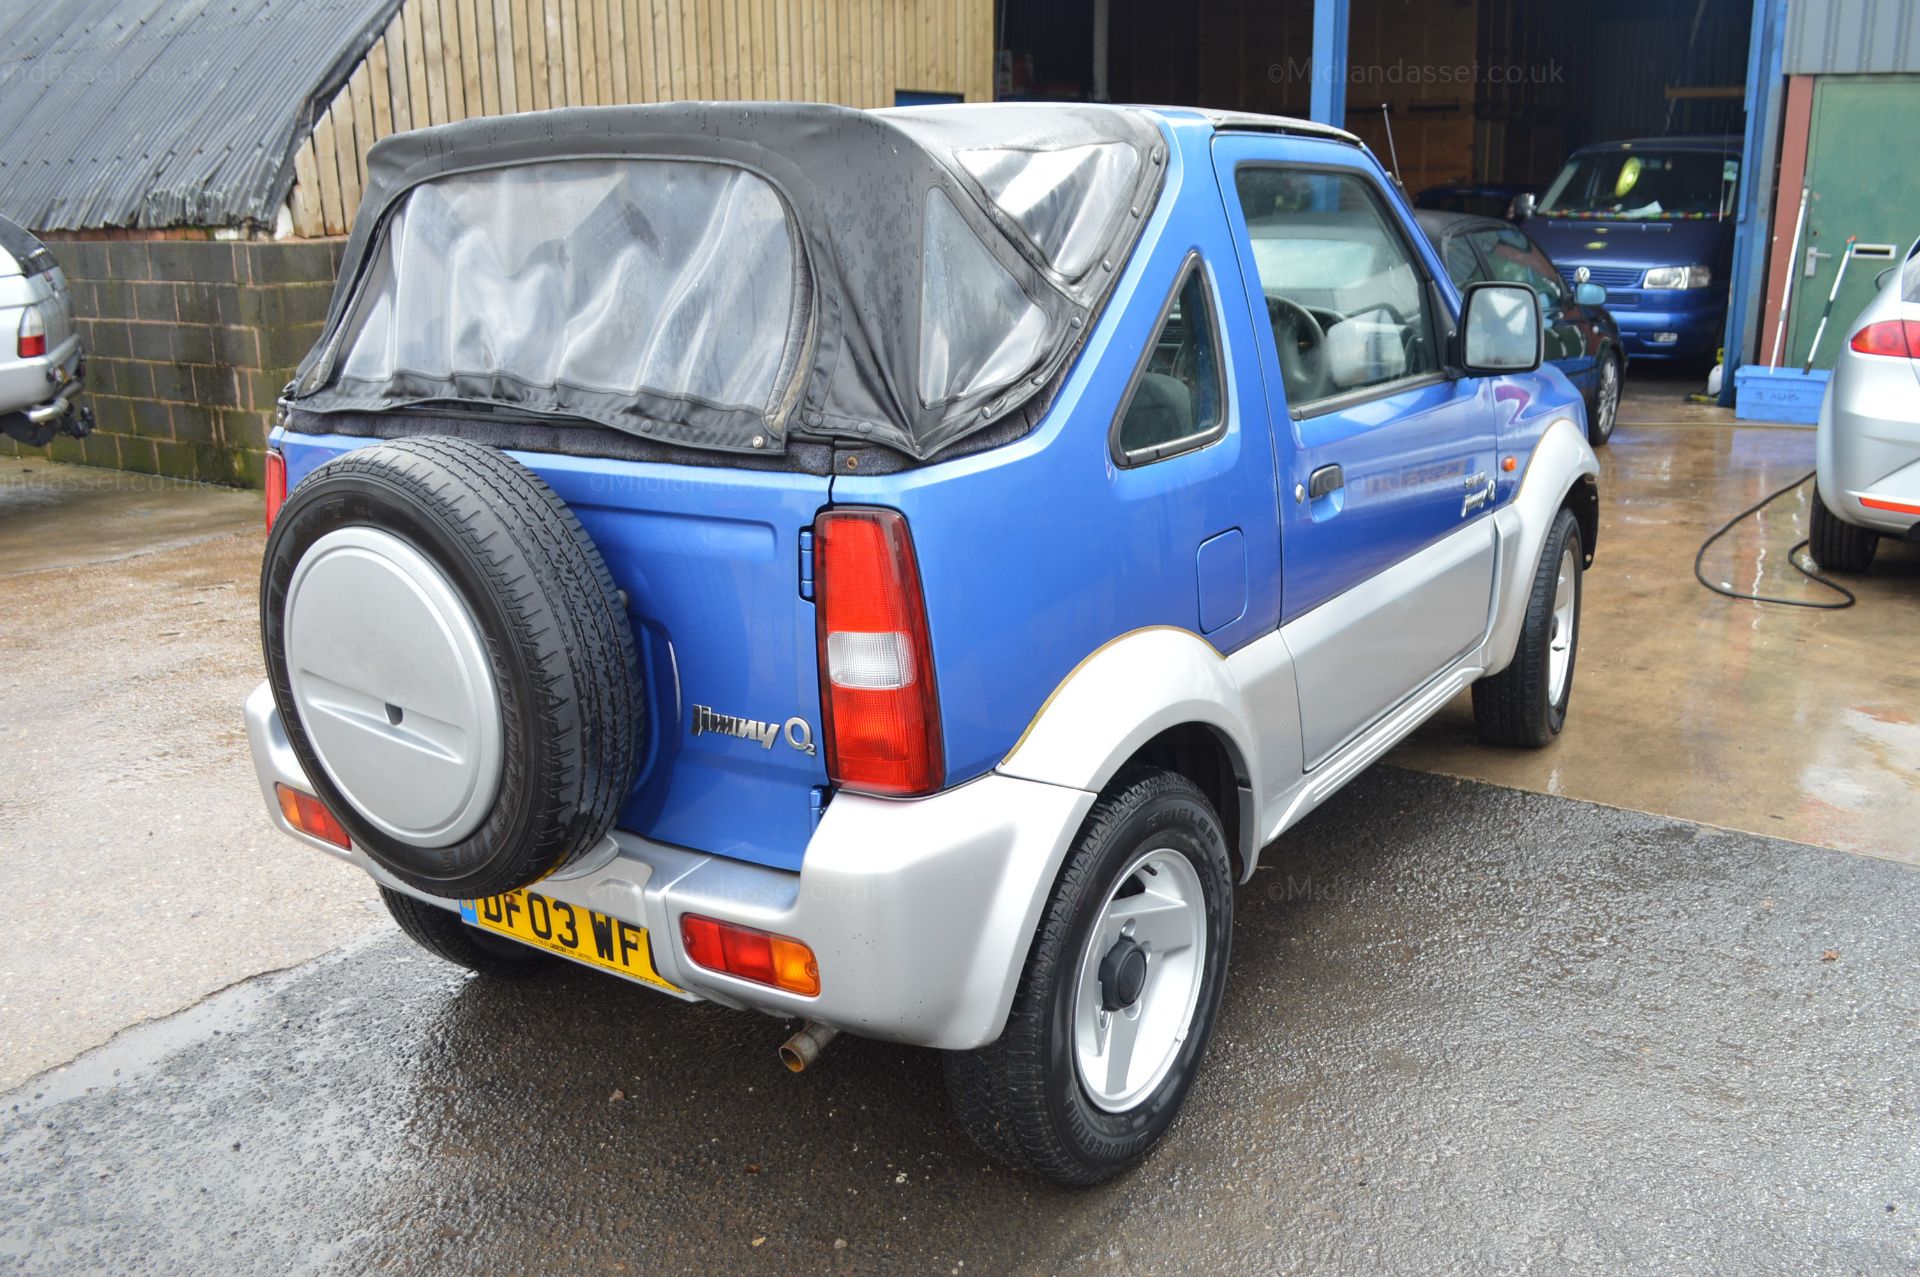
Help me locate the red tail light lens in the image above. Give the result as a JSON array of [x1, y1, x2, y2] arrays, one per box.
[[1850, 320, 1920, 359], [275, 783, 350, 849], [17, 306, 45, 359], [264, 450, 287, 530], [813, 508, 942, 796], [680, 915, 820, 996]]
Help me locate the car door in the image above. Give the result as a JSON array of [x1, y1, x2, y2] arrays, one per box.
[[1212, 136, 1499, 767], [1468, 224, 1598, 392]]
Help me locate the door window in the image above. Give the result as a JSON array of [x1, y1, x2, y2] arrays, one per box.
[[1468, 227, 1568, 306], [1234, 168, 1439, 413], [1112, 258, 1226, 465], [1441, 233, 1486, 289]]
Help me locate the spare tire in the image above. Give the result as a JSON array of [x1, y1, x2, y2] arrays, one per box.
[[261, 436, 643, 900]]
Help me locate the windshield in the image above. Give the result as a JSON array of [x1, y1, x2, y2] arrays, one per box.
[[1539, 150, 1738, 221]]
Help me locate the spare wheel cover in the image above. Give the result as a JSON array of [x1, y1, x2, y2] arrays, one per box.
[[283, 526, 505, 847]]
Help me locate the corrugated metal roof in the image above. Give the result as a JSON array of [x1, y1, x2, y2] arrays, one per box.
[[0, 0, 401, 232], [1786, 0, 1920, 75]]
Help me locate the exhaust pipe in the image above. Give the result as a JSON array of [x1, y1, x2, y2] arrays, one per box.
[[25, 383, 76, 425], [779, 1021, 840, 1072]]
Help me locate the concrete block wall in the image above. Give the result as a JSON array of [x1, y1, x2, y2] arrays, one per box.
[[0, 237, 344, 488]]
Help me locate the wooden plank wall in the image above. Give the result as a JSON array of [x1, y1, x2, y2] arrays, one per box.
[[1342, 0, 1480, 196], [289, 0, 994, 236], [1111, 0, 1484, 195]]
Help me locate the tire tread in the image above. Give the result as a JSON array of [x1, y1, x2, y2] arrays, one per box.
[[1809, 490, 1878, 574], [1473, 507, 1580, 748]]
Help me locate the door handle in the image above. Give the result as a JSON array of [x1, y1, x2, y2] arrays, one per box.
[[1307, 464, 1344, 500], [1805, 246, 1833, 277], [1462, 471, 1496, 516]]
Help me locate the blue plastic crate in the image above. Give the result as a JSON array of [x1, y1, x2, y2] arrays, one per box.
[[1734, 366, 1830, 425]]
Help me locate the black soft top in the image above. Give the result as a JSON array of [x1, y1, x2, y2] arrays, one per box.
[[290, 102, 1168, 461]]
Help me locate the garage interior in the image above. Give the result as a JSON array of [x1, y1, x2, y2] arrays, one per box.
[[999, 0, 1752, 196]]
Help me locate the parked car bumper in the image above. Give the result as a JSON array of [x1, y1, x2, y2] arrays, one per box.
[[0, 333, 83, 424], [246, 681, 1098, 1050], [1816, 360, 1920, 539], [1609, 300, 1723, 360]]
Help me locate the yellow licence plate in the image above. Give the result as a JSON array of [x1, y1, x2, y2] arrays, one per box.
[[461, 889, 681, 993]]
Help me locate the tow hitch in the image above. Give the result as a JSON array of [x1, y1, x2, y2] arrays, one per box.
[[4, 359, 92, 447]]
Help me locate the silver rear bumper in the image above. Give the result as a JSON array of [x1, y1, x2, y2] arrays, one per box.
[[1818, 349, 1920, 537], [0, 333, 81, 418], [245, 681, 1096, 1049]]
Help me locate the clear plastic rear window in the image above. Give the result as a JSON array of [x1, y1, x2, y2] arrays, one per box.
[[957, 141, 1140, 279], [336, 159, 799, 413], [917, 187, 1048, 408]]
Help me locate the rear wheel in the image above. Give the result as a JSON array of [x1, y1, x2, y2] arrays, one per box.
[[1474, 507, 1582, 748], [943, 768, 1233, 1185], [379, 887, 551, 978], [1809, 490, 1878, 573]]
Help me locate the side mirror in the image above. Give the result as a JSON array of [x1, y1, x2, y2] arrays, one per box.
[[1510, 192, 1537, 221], [1574, 281, 1608, 307], [1877, 266, 1895, 291], [1459, 282, 1543, 374]]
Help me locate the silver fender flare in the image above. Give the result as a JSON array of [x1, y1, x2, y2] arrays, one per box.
[[1479, 416, 1599, 679], [997, 626, 1265, 866]]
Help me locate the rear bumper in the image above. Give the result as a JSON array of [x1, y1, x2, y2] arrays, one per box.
[[1817, 364, 1920, 538], [246, 681, 1097, 1050], [0, 333, 82, 417], [0, 337, 86, 445]]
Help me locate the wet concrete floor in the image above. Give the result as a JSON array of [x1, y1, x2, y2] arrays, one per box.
[[5, 769, 1916, 1275], [0, 460, 381, 1090], [0, 457, 259, 575], [1393, 371, 1920, 863]]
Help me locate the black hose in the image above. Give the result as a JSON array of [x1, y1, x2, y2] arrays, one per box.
[[1693, 470, 1856, 610]]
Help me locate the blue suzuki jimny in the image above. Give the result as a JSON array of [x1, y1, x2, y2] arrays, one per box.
[[249, 102, 1599, 1184]]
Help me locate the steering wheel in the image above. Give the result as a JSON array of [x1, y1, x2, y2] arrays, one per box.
[[1346, 300, 1425, 367], [1360, 301, 1411, 330], [1266, 295, 1330, 404]]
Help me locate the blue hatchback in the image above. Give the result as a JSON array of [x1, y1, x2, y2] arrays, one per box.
[[249, 102, 1600, 1184]]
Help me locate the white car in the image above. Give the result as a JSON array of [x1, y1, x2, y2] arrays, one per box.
[[1812, 238, 1920, 570], [0, 214, 88, 447]]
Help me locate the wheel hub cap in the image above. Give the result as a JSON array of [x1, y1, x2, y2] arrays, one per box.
[[1072, 848, 1208, 1113], [283, 527, 504, 848], [1099, 938, 1149, 1011]]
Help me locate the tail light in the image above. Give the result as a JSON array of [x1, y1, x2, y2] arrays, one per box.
[[813, 508, 943, 796], [1850, 320, 1920, 359], [680, 915, 820, 996], [275, 783, 350, 849], [264, 449, 287, 530], [16, 306, 45, 359]]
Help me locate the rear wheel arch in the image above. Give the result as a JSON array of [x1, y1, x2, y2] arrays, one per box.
[[1563, 472, 1599, 567], [998, 628, 1264, 881], [1109, 722, 1252, 882]]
